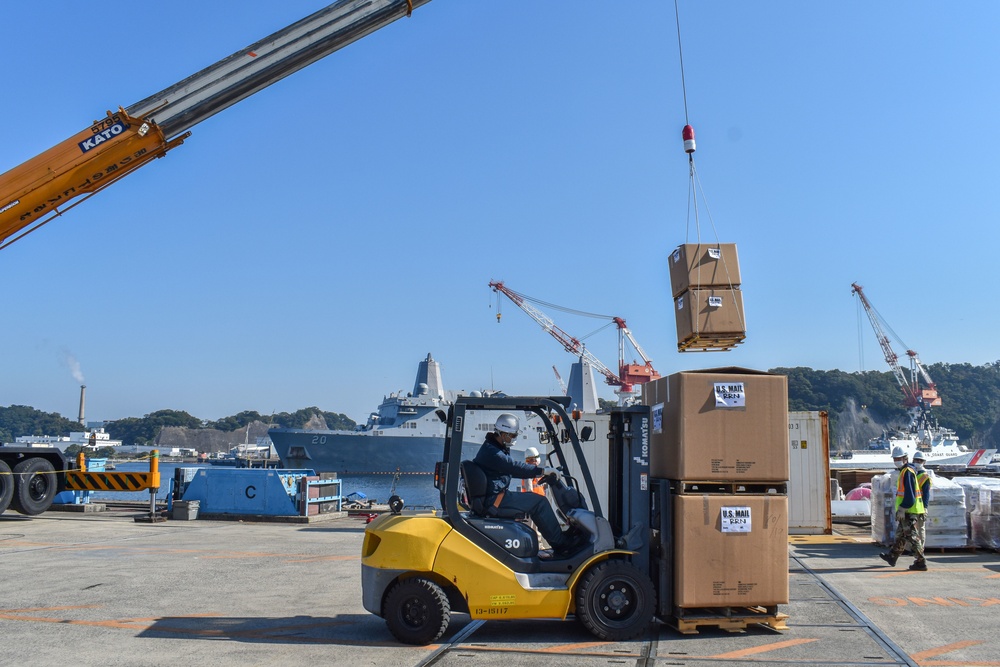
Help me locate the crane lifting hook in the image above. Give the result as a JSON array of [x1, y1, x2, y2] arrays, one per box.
[[682, 124, 696, 154]]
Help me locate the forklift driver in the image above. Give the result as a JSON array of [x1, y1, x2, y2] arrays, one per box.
[[473, 413, 582, 556]]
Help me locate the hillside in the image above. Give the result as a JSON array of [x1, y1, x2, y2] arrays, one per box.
[[4, 362, 999, 450], [774, 362, 1000, 451]]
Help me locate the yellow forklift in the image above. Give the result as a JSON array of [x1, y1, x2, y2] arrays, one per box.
[[361, 395, 656, 644]]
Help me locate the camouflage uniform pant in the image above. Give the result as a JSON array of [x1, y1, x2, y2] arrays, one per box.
[[890, 512, 926, 561]]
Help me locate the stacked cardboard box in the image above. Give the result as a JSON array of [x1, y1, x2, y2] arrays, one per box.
[[669, 243, 745, 351], [672, 494, 788, 607], [643, 368, 789, 609], [642, 368, 789, 482]]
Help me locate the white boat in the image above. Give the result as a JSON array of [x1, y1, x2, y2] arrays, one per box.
[[830, 407, 995, 470]]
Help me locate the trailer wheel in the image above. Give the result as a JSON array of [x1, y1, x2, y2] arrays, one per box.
[[0, 460, 13, 515], [11, 458, 58, 516], [576, 559, 655, 641], [383, 577, 450, 645]]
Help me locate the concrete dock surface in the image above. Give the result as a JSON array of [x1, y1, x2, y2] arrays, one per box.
[[1, 509, 997, 667]]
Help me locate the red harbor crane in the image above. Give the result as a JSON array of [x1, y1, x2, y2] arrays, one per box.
[[489, 281, 660, 403], [552, 365, 568, 395], [851, 282, 941, 409]]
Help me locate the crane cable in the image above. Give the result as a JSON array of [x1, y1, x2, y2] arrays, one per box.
[[674, 0, 690, 128], [673, 0, 744, 333], [674, 0, 721, 247]]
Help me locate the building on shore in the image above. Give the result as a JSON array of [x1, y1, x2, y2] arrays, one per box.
[[10, 427, 122, 451]]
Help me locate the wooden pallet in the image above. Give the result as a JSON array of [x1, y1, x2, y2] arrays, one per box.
[[667, 606, 789, 635], [923, 544, 979, 554], [671, 480, 788, 495], [677, 332, 746, 352]]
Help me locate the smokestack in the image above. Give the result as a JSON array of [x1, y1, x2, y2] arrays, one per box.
[[78, 385, 86, 426]]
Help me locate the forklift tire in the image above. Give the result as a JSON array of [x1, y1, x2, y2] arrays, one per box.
[[10, 457, 58, 516], [575, 559, 655, 642], [0, 460, 13, 515], [383, 577, 450, 645]]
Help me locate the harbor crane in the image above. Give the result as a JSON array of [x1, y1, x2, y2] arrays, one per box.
[[852, 282, 941, 410], [489, 280, 660, 403], [552, 365, 568, 395]]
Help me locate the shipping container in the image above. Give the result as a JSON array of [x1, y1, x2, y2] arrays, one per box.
[[787, 411, 832, 535]]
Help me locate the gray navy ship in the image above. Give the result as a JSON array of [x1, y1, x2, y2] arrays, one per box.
[[268, 354, 556, 474]]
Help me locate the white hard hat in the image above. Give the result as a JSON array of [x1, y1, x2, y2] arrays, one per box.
[[495, 413, 519, 435], [525, 447, 540, 459], [912, 450, 927, 462], [891, 445, 908, 459]]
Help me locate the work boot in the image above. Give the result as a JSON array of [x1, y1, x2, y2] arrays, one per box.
[[879, 552, 898, 567], [908, 559, 928, 571]]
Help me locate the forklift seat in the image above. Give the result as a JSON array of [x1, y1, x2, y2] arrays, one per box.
[[460, 460, 525, 520], [459, 460, 537, 558]]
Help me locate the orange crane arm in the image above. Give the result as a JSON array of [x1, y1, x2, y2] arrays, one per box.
[[1, 0, 429, 250], [0, 110, 187, 249]]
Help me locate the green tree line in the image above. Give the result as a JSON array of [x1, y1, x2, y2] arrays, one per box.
[[5, 362, 1000, 447], [1, 406, 355, 447], [774, 362, 1000, 447]]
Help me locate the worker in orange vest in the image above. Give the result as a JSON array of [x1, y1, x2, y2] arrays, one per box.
[[520, 447, 547, 496]]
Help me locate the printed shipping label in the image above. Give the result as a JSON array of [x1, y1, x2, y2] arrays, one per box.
[[721, 506, 751, 533], [714, 382, 745, 408], [652, 403, 663, 434], [708, 247, 721, 259]]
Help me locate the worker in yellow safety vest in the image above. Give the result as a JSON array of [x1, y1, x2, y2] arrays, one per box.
[[879, 445, 927, 571], [912, 450, 933, 505], [912, 450, 932, 555]]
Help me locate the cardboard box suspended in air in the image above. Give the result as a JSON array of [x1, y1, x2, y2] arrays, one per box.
[[673, 494, 789, 607], [674, 288, 746, 347], [641, 368, 789, 481], [669, 243, 741, 297]]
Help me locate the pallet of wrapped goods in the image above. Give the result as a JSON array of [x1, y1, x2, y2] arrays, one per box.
[[952, 477, 1000, 545], [871, 472, 968, 548], [951, 477, 1000, 516], [924, 475, 968, 549], [970, 486, 1000, 550], [870, 472, 895, 546], [674, 288, 746, 352], [668, 243, 741, 297]]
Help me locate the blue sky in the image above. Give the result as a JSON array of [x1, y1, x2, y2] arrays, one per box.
[[3, 1, 999, 426]]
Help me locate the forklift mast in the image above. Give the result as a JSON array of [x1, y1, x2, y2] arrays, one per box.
[[606, 406, 653, 574]]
